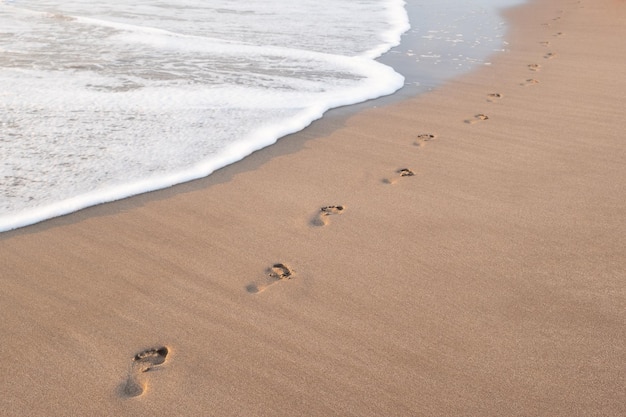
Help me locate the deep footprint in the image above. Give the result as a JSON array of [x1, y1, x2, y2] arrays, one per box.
[[123, 346, 169, 398], [414, 133, 437, 147], [247, 263, 294, 294], [313, 205, 345, 226], [269, 263, 293, 279], [321, 205, 344, 215], [134, 347, 169, 368]]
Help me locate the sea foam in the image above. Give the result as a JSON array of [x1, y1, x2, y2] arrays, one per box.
[[0, 0, 409, 232]]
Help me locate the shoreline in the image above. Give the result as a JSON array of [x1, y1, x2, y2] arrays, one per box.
[[0, 0, 517, 233], [1, 0, 625, 415]]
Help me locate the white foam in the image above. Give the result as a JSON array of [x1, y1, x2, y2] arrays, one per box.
[[0, 0, 408, 232]]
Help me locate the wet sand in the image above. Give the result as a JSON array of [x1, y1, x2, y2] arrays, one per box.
[[1, 0, 625, 415]]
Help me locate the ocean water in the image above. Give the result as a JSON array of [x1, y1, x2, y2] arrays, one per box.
[[381, 0, 526, 97], [0, 0, 522, 232]]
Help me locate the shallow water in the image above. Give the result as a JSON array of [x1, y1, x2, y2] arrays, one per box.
[[380, 0, 526, 99]]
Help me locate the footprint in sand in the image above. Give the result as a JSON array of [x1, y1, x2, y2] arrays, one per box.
[[383, 168, 415, 184], [487, 93, 503, 102], [246, 263, 294, 294], [312, 205, 345, 226], [123, 346, 169, 398], [521, 78, 540, 86], [544, 52, 557, 59], [464, 114, 489, 124], [540, 41, 551, 47], [528, 63, 541, 71], [414, 133, 437, 147], [554, 32, 564, 37]]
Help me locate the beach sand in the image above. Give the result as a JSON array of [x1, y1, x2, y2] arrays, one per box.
[[1, 0, 625, 415]]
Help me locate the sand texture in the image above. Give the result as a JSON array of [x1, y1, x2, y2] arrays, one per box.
[[1, 0, 625, 415]]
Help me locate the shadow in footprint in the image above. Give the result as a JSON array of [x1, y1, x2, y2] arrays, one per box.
[[312, 205, 345, 226], [464, 114, 489, 124], [383, 168, 415, 184], [414, 133, 437, 147], [122, 346, 169, 398], [246, 263, 294, 294]]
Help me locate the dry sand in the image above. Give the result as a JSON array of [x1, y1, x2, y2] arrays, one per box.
[[1, 0, 625, 415]]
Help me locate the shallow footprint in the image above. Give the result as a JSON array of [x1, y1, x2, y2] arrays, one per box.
[[414, 133, 437, 147], [528, 63, 541, 71], [123, 346, 169, 398], [521, 78, 540, 86], [487, 93, 503, 102], [544, 52, 557, 59], [312, 205, 345, 226], [383, 168, 415, 184], [464, 114, 489, 124], [246, 263, 294, 294], [540, 41, 551, 47]]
